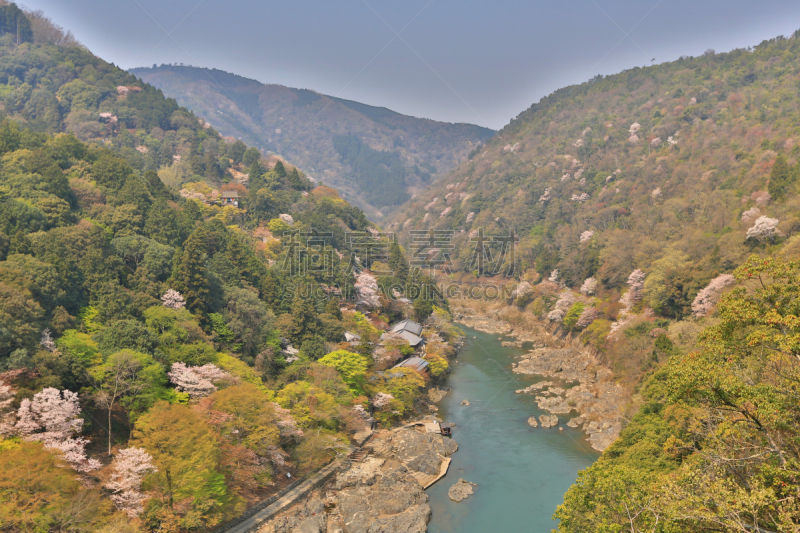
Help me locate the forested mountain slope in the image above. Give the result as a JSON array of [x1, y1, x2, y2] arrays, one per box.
[[131, 65, 495, 218], [384, 29, 800, 532], [0, 8, 453, 531]]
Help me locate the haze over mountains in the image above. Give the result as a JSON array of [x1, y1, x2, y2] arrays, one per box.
[[130, 65, 494, 219]]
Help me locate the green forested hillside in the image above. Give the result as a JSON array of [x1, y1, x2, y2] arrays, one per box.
[[385, 30, 800, 531], [130, 65, 495, 218], [0, 10, 453, 531]]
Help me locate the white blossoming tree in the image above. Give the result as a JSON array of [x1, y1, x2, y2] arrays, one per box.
[[105, 447, 157, 517], [273, 402, 304, 439], [621, 269, 646, 309], [547, 291, 576, 322], [746, 216, 782, 242], [691, 274, 736, 318], [167, 363, 232, 399], [576, 307, 600, 329], [15, 387, 101, 472], [580, 277, 598, 296], [160, 289, 186, 310], [0, 382, 15, 437], [372, 392, 395, 409]]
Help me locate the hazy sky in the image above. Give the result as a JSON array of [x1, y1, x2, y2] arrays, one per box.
[[20, 0, 800, 129]]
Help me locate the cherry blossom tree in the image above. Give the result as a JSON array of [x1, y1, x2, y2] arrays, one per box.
[[691, 274, 736, 318], [15, 388, 100, 472], [580, 277, 598, 296], [751, 190, 771, 206], [355, 271, 380, 308], [746, 216, 782, 242], [539, 188, 552, 202], [621, 269, 646, 309], [272, 402, 303, 439], [548, 269, 559, 283], [576, 307, 600, 329], [167, 363, 233, 399], [160, 289, 186, 310], [39, 328, 58, 353], [105, 447, 157, 517], [371, 392, 394, 409], [579, 230, 594, 244], [547, 291, 576, 322], [0, 382, 15, 437], [741, 207, 761, 223], [571, 193, 590, 202]]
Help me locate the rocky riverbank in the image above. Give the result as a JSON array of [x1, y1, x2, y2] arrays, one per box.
[[452, 302, 626, 452], [260, 426, 457, 533]]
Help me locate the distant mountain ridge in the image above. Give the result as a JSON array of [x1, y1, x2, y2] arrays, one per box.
[[130, 65, 495, 219]]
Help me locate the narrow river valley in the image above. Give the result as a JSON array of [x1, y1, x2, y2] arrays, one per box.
[[426, 325, 600, 532]]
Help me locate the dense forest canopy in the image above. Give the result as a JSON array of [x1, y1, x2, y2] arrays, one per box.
[[0, 9, 454, 531]]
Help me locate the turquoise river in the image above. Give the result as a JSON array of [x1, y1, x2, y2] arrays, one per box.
[[425, 324, 600, 532]]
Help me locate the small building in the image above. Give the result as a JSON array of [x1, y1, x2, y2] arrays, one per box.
[[344, 332, 361, 343], [387, 319, 424, 348], [392, 356, 429, 373], [221, 191, 240, 207], [440, 422, 453, 437]]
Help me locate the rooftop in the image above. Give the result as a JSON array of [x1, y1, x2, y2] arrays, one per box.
[[391, 319, 423, 336], [392, 356, 429, 373]]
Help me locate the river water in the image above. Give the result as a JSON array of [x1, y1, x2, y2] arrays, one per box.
[[426, 325, 600, 533]]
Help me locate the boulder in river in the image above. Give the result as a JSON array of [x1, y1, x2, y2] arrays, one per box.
[[461, 399, 470, 406], [448, 478, 477, 502], [527, 416, 539, 427], [539, 414, 559, 428]]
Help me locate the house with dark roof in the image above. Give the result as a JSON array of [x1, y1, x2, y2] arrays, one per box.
[[384, 319, 424, 347], [391, 356, 429, 373]]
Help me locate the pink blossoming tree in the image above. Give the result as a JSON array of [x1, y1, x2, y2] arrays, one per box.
[[691, 274, 736, 318], [15, 387, 101, 472], [160, 289, 186, 310], [167, 363, 233, 399], [105, 447, 157, 517]]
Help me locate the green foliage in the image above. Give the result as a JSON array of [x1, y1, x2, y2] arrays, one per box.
[[557, 256, 800, 531], [768, 153, 793, 200], [0, 441, 116, 531], [318, 350, 369, 393], [216, 353, 273, 397], [132, 402, 235, 523], [562, 301, 585, 330], [276, 380, 338, 428], [299, 335, 327, 360], [412, 296, 434, 322]]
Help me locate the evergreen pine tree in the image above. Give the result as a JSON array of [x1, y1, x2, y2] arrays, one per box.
[[288, 168, 304, 190], [144, 170, 172, 201], [289, 291, 319, 343], [768, 154, 792, 200], [388, 240, 409, 282], [171, 228, 210, 314], [144, 199, 181, 246], [272, 160, 286, 179]]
